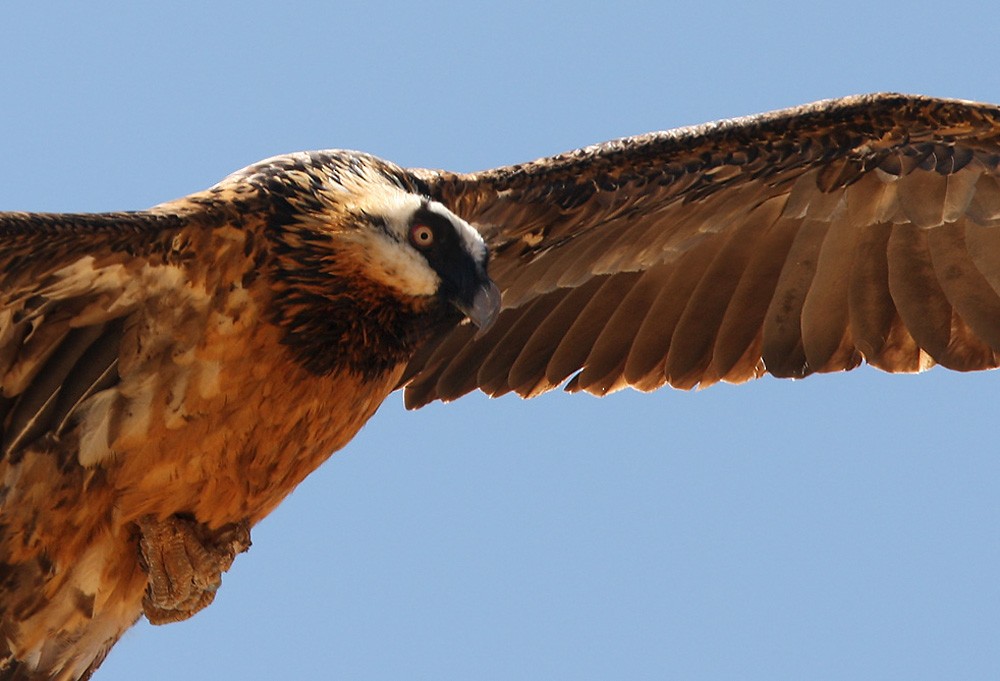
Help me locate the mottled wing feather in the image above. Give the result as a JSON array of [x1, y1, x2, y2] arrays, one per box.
[[401, 93, 1000, 407], [0, 321, 124, 460], [0, 212, 178, 460]]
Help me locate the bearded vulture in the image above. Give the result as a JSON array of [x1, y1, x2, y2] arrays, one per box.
[[1, 93, 999, 680]]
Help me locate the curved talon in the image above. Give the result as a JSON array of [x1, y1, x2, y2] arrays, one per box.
[[137, 515, 251, 625]]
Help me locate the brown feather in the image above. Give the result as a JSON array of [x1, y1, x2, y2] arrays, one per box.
[[925, 218, 1000, 350], [964, 218, 1000, 296], [2, 324, 112, 459], [897, 157, 950, 228], [760, 218, 830, 377], [885, 224, 956, 365], [846, 222, 902, 368], [967, 173, 1000, 223], [799, 204, 861, 373]]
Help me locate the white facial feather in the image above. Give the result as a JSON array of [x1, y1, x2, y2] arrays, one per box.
[[347, 191, 486, 298], [356, 190, 439, 296]]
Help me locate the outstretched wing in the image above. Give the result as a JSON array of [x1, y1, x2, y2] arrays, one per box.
[[401, 93, 1000, 407]]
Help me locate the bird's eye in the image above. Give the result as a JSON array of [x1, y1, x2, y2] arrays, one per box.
[[409, 224, 434, 249]]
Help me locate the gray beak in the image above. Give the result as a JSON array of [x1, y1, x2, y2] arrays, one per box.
[[456, 279, 502, 331]]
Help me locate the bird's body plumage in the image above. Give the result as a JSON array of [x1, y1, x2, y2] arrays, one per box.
[[1, 93, 999, 678], [0, 153, 489, 678]]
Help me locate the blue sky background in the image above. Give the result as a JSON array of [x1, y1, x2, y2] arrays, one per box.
[[2, 2, 999, 679]]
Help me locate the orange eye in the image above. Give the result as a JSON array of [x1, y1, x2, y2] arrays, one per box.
[[410, 224, 434, 248]]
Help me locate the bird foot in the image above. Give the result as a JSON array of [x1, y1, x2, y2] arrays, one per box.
[[137, 514, 251, 625]]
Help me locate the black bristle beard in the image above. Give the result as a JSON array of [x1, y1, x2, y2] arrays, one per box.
[[270, 268, 461, 381]]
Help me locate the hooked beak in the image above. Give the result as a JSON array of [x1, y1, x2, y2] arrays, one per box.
[[454, 279, 502, 331]]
